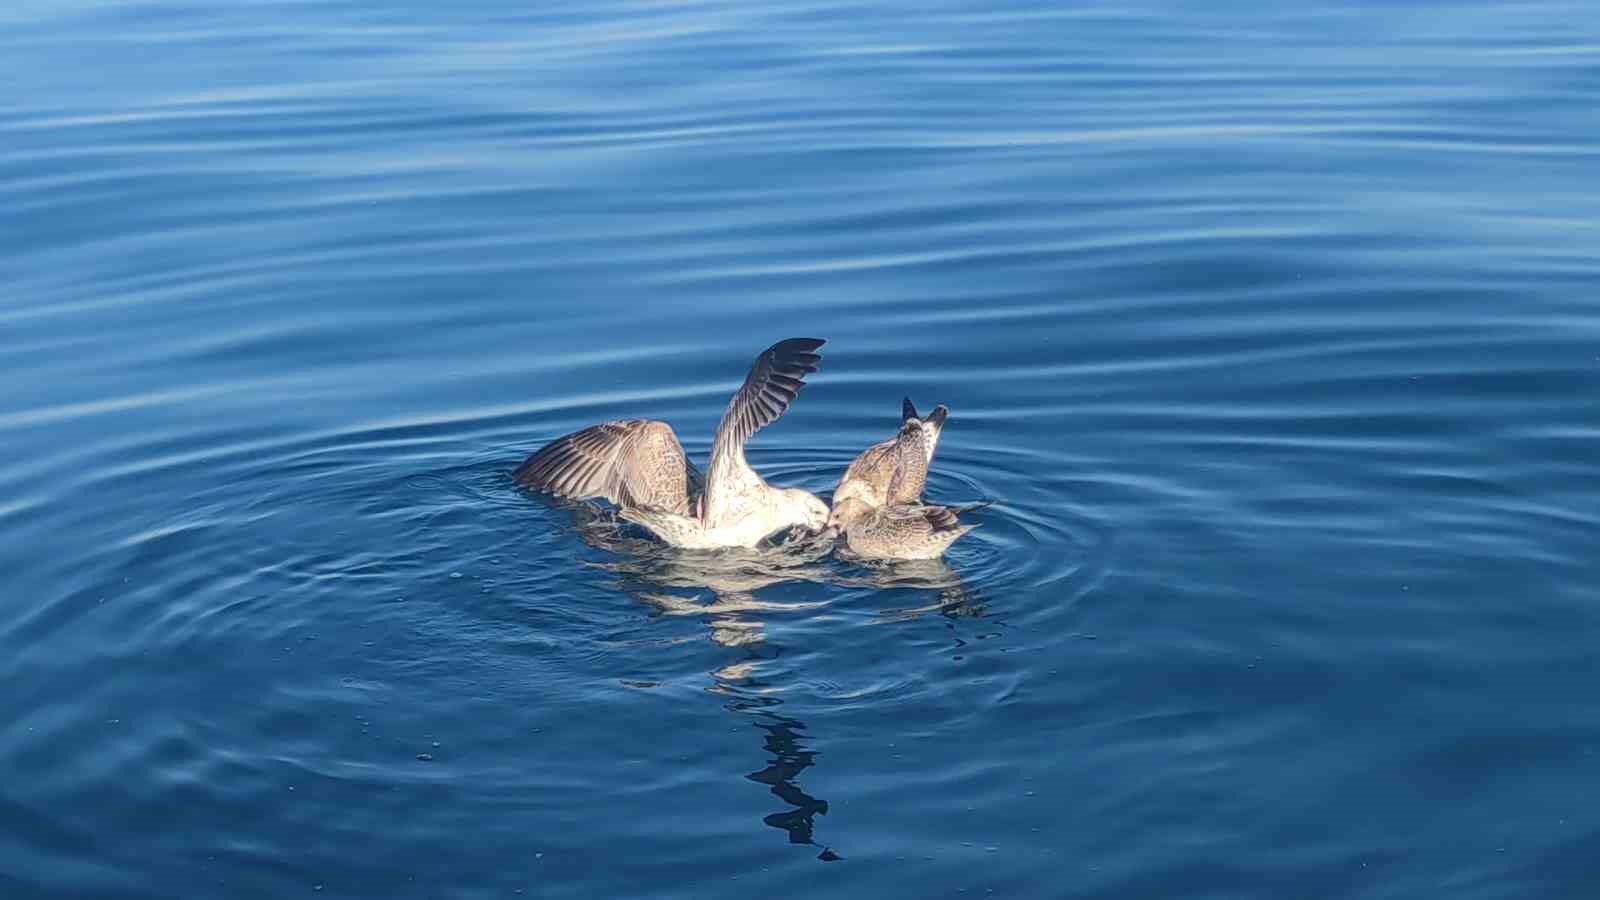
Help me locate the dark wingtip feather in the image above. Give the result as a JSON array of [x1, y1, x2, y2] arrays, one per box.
[[707, 338, 831, 491], [512, 437, 563, 487], [924, 506, 963, 532], [902, 396, 919, 422], [512, 422, 635, 497], [774, 337, 826, 353]]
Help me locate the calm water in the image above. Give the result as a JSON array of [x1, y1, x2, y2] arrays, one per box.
[[4, 2, 1600, 897]]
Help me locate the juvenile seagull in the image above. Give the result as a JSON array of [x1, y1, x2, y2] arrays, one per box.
[[831, 397, 947, 511], [829, 499, 978, 560], [827, 398, 977, 560], [514, 338, 830, 549]]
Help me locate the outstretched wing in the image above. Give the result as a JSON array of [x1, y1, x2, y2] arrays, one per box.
[[703, 338, 825, 519], [513, 419, 695, 515], [886, 419, 930, 504]]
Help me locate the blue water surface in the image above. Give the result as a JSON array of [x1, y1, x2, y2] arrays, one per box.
[[3, 2, 1599, 898]]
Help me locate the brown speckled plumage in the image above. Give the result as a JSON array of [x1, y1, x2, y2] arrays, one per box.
[[833, 501, 977, 560], [514, 339, 830, 548], [513, 419, 702, 515], [828, 399, 973, 559], [832, 398, 947, 509]]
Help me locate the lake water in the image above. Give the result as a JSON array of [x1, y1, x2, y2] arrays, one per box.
[[4, 2, 1599, 897]]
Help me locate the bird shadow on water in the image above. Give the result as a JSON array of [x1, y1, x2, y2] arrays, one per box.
[[546, 497, 990, 861]]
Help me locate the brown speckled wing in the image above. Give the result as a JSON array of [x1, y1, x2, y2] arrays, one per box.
[[844, 503, 975, 559], [705, 337, 825, 514], [514, 419, 693, 515], [886, 420, 929, 504]]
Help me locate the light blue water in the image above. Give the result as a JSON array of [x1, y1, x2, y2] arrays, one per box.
[[3, 2, 1600, 897]]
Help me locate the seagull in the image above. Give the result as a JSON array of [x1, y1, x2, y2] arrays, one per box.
[[827, 398, 978, 559], [514, 338, 831, 549], [829, 500, 979, 560], [831, 396, 947, 511]]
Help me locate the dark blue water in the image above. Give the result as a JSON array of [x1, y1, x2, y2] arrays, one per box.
[[4, 2, 1599, 897]]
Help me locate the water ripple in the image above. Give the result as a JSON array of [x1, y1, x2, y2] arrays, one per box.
[[4, 0, 1600, 895]]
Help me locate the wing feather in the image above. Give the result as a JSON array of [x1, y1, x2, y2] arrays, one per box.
[[886, 420, 929, 504], [703, 338, 825, 517], [513, 419, 693, 515], [921, 505, 961, 533]]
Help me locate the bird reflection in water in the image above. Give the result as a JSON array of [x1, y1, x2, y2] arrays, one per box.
[[559, 500, 985, 621], [554, 500, 986, 860], [708, 658, 837, 857], [746, 713, 835, 855]]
